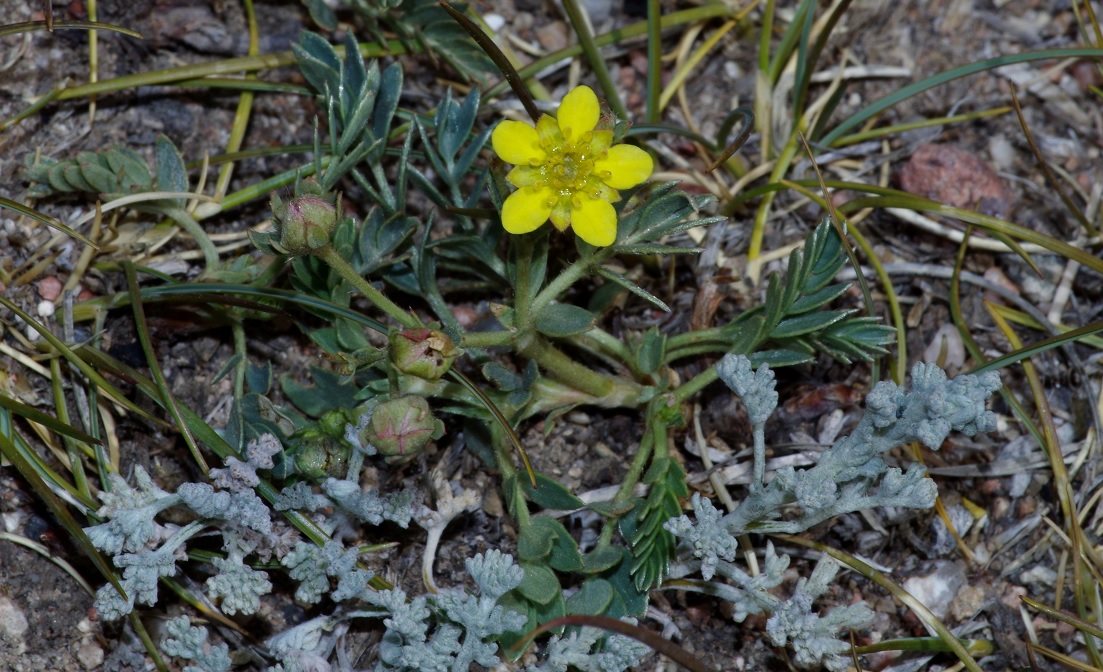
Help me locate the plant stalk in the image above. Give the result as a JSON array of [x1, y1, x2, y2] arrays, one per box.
[[315, 246, 421, 329]]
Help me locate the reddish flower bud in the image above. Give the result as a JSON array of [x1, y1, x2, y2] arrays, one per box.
[[389, 328, 458, 381]]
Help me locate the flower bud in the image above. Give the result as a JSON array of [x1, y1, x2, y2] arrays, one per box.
[[361, 395, 443, 464], [290, 409, 353, 480], [291, 433, 350, 480], [268, 185, 338, 255], [389, 328, 458, 381]]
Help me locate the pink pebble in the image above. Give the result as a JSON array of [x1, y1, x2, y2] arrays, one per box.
[[37, 276, 63, 302]]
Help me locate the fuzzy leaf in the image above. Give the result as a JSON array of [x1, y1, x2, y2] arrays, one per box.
[[518, 562, 560, 605], [566, 578, 614, 616], [534, 303, 596, 338], [594, 265, 670, 312], [522, 473, 585, 510], [154, 135, 188, 204]]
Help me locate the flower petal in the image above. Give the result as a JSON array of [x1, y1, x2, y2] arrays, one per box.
[[536, 115, 564, 148], [595, 144, 653, 189], [550, 197, 572, 232], [506, 165, 545, 187], [570, 196, 617, 247], [493, 121, 545, 166], [501, 186, 553, 234], [589, 129, 614, 155], [557, 86, 600, 143]]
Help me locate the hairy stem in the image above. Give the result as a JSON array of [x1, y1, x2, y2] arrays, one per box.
[[314, 245, 421, 329]]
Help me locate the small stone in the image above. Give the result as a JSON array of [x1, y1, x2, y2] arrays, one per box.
[[76, 640, 104, 669], [923, 323, 965, 372], [580, 0, 616, 25], [988, 135, 1015, 172], [534, 20, 568, 52], [901, 560, 966, 621], [1071, 58, 1103, 92], [982, 266, 1020, 302], [949, 583, 986, 620], [37, 276, 63, 301], [898, 143, 1015, 219], [0, 597, 28, 655], [1020, 564, 1057, 588], [483, 13, 505, 32], [566, 411, 590, 425], [37, 300, 55, 319], [1001, 583, 1027, 609]]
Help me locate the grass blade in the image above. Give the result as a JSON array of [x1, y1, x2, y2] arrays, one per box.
[[820, 47, 1103, 146]]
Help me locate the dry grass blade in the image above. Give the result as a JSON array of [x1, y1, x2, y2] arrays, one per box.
[[986, 304, 1103, 668], [0, 19, 142, 39], [0, 197, 97, 248], [1008, 86, 1097, 237]]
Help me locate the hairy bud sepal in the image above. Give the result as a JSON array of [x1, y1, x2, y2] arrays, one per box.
[[389, 328, 458, 381], [253, 179, 340, 256], [361, 395, 443, 464]]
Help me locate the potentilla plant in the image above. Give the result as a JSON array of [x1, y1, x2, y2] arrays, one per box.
[[237, 28, 903, 657], [32, 24, 964, 672]]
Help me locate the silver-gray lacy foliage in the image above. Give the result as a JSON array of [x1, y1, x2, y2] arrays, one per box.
[[665, 355, 1001, 671], [86, 432, 648, 672]]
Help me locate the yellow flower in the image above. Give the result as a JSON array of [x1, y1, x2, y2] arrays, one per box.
[[491, 85, 653, 247]]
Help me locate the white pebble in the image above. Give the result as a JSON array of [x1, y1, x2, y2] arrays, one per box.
[[37, 300, 55, 318], [988, 135, 1015, 172], [484, 13, 505, 32]]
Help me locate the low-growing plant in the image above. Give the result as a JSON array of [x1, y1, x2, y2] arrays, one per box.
[[53, 31, 982, 670], [9, 1, 1099, 670]]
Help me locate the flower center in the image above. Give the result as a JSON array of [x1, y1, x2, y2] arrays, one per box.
[[544, 139, 600, 199]]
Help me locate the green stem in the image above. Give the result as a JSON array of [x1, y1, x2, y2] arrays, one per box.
[[50, 358, 90, 500], [650, 410, 669, 461], [513, 234, 537, 328], [528, 249, 610, 324], [560, 0, 629, 120], [519, 334, 641, 404], [232, 321, 247, 400], [491, 421, 531, 528], [597, 425, 655, 548], [644, 0, 662, 123], [614, 416, 656, 507], [314, 246, 421, 329], [460, 330, 513, 348], [665, 326, 727, 351], [665, 342, 732, 363], [165, 207, 219, 273], [577, 328, 636, 374], [671, 365, 719, 405]]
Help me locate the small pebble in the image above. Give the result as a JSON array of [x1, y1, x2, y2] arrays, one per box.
[[0, 596, 29, 640], [949, 583, 986, 621], [37, 276, 63, 301], [901, 560, 966, 621], [988, 135, 1015, 172], [37, 300, 55, 319], [534, 20, 568, 52], [566, 411, 590, 425], [1020, 564, 1057, 588], [922, 323, 965, 372], [483, 13, 505, 32], [76, 640, 104, 670], [899, 143, 1015, 219]]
